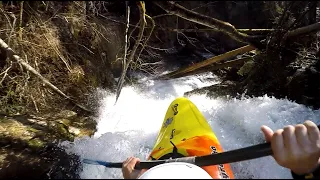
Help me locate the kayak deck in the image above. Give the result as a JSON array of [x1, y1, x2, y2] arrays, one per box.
[[148, 97, 234, 179]]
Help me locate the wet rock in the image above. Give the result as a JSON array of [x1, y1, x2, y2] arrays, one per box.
[[237, 60, 255, 77], [0, 143, 82, 179], [286, 64, 320, 109], [27, 138, 45, 150], [68, 126, 80, 136], [53, 110, 77, 119], [0, 112, 96, 155], [0, 118, 35, 143], [0, 147, 51, 179], [54, 122, 74, 141], [184, 80, 239, 99], [0, 110, 97, 178], [43, 144, 82, 179], [27, 118, 48, 127]]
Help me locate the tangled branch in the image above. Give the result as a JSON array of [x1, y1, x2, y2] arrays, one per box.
[[115, 1, 146, 103], [153, 1, 263, 46]]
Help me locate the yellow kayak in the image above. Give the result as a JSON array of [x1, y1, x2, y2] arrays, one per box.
[[148, 97, 234, 179]]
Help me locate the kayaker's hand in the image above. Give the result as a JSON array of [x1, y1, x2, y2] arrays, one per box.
[[122, 157, 146, 179], [261, 120, 320, 175]]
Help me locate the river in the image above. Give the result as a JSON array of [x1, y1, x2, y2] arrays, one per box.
[[60, 72, 320, 179]]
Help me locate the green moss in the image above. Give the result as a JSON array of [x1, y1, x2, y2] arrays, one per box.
[[71, 122, 83, 128], [237, 60, 255, 76], [0, 117, 7, 123], [59, 119, 71, 126], [78, 128, 95, 137], [56, 123, 74, 141], [56, 123, 68, 135], [62, 119, 70, 125], [88, 75, 99, 87], [28, 138, 45, 149], [275, 3, 283, 14], [26, 127, 39, 133]]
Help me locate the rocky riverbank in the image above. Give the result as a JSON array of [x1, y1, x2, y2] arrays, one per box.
[[0, 110, 95, 178]]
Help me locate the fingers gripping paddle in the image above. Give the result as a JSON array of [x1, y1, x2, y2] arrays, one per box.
[[82, 124, 320, 169]]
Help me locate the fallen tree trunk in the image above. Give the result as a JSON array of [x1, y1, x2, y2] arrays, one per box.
[[0, 38, 93, 114], [237, 29, 274, 34], [153, 1, 262, 45], [158, 28, 275, 35], [285, 22, 320, 38], [159, 22, 320, 80], [158, 45, 256, 79], [172, 57, 253, 79]]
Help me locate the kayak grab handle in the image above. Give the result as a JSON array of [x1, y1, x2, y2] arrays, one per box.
[[82, 124, 320, 169]]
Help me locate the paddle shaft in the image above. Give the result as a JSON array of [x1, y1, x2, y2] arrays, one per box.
[[83, 124, 320, 170], [82, 142, 272, 169]]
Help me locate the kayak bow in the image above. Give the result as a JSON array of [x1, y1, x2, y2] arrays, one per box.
[[147, 97, 234, 179]]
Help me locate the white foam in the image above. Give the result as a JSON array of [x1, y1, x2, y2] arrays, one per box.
[[61, 72, 320, 179]]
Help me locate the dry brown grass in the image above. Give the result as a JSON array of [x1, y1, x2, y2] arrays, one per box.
[[0, 18, 74, 114], [0, 2, 124, 115]]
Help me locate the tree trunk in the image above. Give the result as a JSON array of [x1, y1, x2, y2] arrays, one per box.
[[285, 22, 320, 38], [85, 1, 90, 15], [172, 57, 253, 79], [308, 1, 317, 25], [158, 45, 256, 80]]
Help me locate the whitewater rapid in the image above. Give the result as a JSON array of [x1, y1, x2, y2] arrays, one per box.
[[61, 72, 320, 179]]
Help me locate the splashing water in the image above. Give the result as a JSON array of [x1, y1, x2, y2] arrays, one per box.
[[61, 72, 320, 179]]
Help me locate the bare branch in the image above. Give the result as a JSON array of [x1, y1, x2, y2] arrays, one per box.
[[8, 12, 17, 46], [191, 2, 220, 11], [153, 1, 262, 45], [30, 94, 39, 113], [128, 20, 140, 50], [0, 38, 93, 113], [122, 1, 130, 79], [152, 13, 173, 19], [0, 61, 12, 85], [115, 2, 146, 103], [18, 1, 24, 41], [43, 33, 72, 72], [136, 14, 156, 65], [97, 14, 138, 28]]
